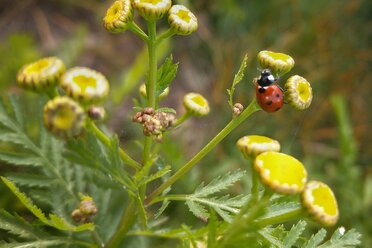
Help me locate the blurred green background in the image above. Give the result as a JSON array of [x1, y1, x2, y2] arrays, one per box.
[[0, 0, 371, 246]]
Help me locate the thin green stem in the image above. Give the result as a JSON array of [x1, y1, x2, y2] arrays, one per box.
[[173, 112, 191, 128], [255, 207, 304, 227], [91, 230, 104, 248], [87, 120, 141, 170], [146, 98, 261, 204], [106, 199, 137, 248], [156, 28, 175, 45], [128, 22, 148, 42], [250, 158, 259, 203]]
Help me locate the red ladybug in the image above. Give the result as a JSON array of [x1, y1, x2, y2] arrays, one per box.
[[256, 84, 284, 112]]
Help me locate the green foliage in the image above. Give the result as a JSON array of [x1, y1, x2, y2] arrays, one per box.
[[227, 53, 248, 108], [156, 55, 178, 95]]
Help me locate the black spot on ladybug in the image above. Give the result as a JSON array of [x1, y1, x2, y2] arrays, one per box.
[[276, 93, 280, 98], [258, 87, 266, 93], [266, 100, 273, 105]]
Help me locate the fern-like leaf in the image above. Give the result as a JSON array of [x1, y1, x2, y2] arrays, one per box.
[[317, 228, 361, 248], [227, 54, 248, 108], [303, 228, 327, 248], [156, 55, 178, 95], [0, 152, 43, 167], [284, 220, 307, 247]]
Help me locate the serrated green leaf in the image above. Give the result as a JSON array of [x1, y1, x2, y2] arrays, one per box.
[[0, 238, 92, 248], [0, 152, 43, 167], [258, 202, 302, 221], [303, 228, 327, 248], [259, 228, 285, 248], [317, 228, 361, 248], [0, 210, 44, 239], [138, 165, 171, 187], [8, 95, 24, 129], [227, 54, 248, 108], [154, 200, 170, 219], [49, 214, 94, 232], [155, 107, 177, 114], [284, 220, 307, 247], [185, 200, 209, 220], [156, 55, 178, 95], [194, 170, 246, 197]]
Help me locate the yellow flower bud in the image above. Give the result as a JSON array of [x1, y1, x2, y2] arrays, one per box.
[[237, 135, 280, 159], [61, 67, 109, 105], [301, 181, 339, 226], [183, 92, 210, 117], [254, 152, 307, 194], [43, 96, 86, 139], [168, 5, 198, 35], [284, 75, 313, 110], [103, 0, 133, 33], [17, 57, 65, 92], [132, 0, 171, 20], [257, 51, 294, 77]]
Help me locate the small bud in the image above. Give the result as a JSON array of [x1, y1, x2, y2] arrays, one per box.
[[88, 106, 106, 121], [232, 103, 244, 117], [254, 152, 307, 195], [183, 92, 210, 117], [79, 196, 98, 216], [168, 5, 198, 35], [301, 181, 339, 226], [284, 75, 313, 110], [71, 209, 84, 223], [43, 96, 86, 139], [103, 0, 133, 33], [237, 135, 280, 159], [61, 67, 109, 105], [257, 51, 294, 77], [17, 57, 65, 92], [132, 0, 171, 20], [139, 83, 170, 100]]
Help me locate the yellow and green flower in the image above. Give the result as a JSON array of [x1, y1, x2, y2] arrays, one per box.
[[183, 92, 210, 117], [237, 135, 280, 159], [284, 75, 313, 110], [168, 5, 198, 35], [257, 51, 294, 77], [103, 0, 133, 33], [132, 0, 171, 20]]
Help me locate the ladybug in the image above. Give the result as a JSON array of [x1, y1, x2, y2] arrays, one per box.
[[255, 69, 284, 112]]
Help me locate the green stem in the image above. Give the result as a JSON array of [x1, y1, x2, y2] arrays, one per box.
[[128, 22, 148, 42], [156, 28, 175, 45], [146, 98, 261, 204], [87, 120, 141, 170], [255, 207, 304, 227], [91, 230, 104, 248], [173, 112, 191, 128], [251, 158, 259, 203], [106, 199, 137, 248]]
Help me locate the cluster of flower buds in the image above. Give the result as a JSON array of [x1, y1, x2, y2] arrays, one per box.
[[71, 195, 98, 223], [133, 107, 175, 140], [237, 135, 339, 226]]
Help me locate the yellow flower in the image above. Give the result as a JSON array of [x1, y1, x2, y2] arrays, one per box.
[[168, 5, 198, 35], [43, 96, 86, 139], [132, 0, 171, 20], [183, 92, 210, 117], [139, 83, 169, 100], [103, 0, 133, 33], [61, 67, 109, 105], [254, 152, 307, 194], [257, 51, 294, 77], [284, 75, 313, 110], [237, 135, 280, 159], [17, 57, 65, 92]]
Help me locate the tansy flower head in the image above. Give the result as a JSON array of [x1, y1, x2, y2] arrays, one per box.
[[257, 51, 294, 77], [237, 135, 280, 159], [284, 75, 313, 110], [88, 106, 106, 121], [17, 57, 65, 92], [104, 0, 133, 33], [61, 67, 109, 105], [254, 152, 307, 194], [183, 92, 210, 117], [43, 96, 86, 139], [168, 5, 198, 35], [132, 0, 171, 20], [302, 180, 339, 226], [139, 83, 169, 100]]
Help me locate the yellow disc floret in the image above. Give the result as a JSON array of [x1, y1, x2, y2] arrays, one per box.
[[257, 51, 295, 77], [237, 135, 280, 159], [132, 0, 171, 20], [301, 180, 339, 226], [61, 67, 109, 105], [104, 0, 133, 33], [183, 92, 210, 117], [254, 152, 307, 194], [284, 75, 313, 110], [17, 57, 65, 92], [168, 5, 198, 35], [43, 96, 86, 139]]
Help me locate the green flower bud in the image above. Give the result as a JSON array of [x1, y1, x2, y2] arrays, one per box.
[[61, 67, 109, 105], [132, 0, 171, 20], [301, 181, 339, 226], [257, 51, 294, 77], [254, 152, 307, 195], [103, 0, 133, 33], [183, 92, 210, 117], [168, 5, 198, 35], [284, 75, 313, 110], [43, 96, 86, 139], [17, 57, 65, 92], [237, 135, 280, 159]]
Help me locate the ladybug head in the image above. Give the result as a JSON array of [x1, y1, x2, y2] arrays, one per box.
[[258, 69, 277, 87]]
